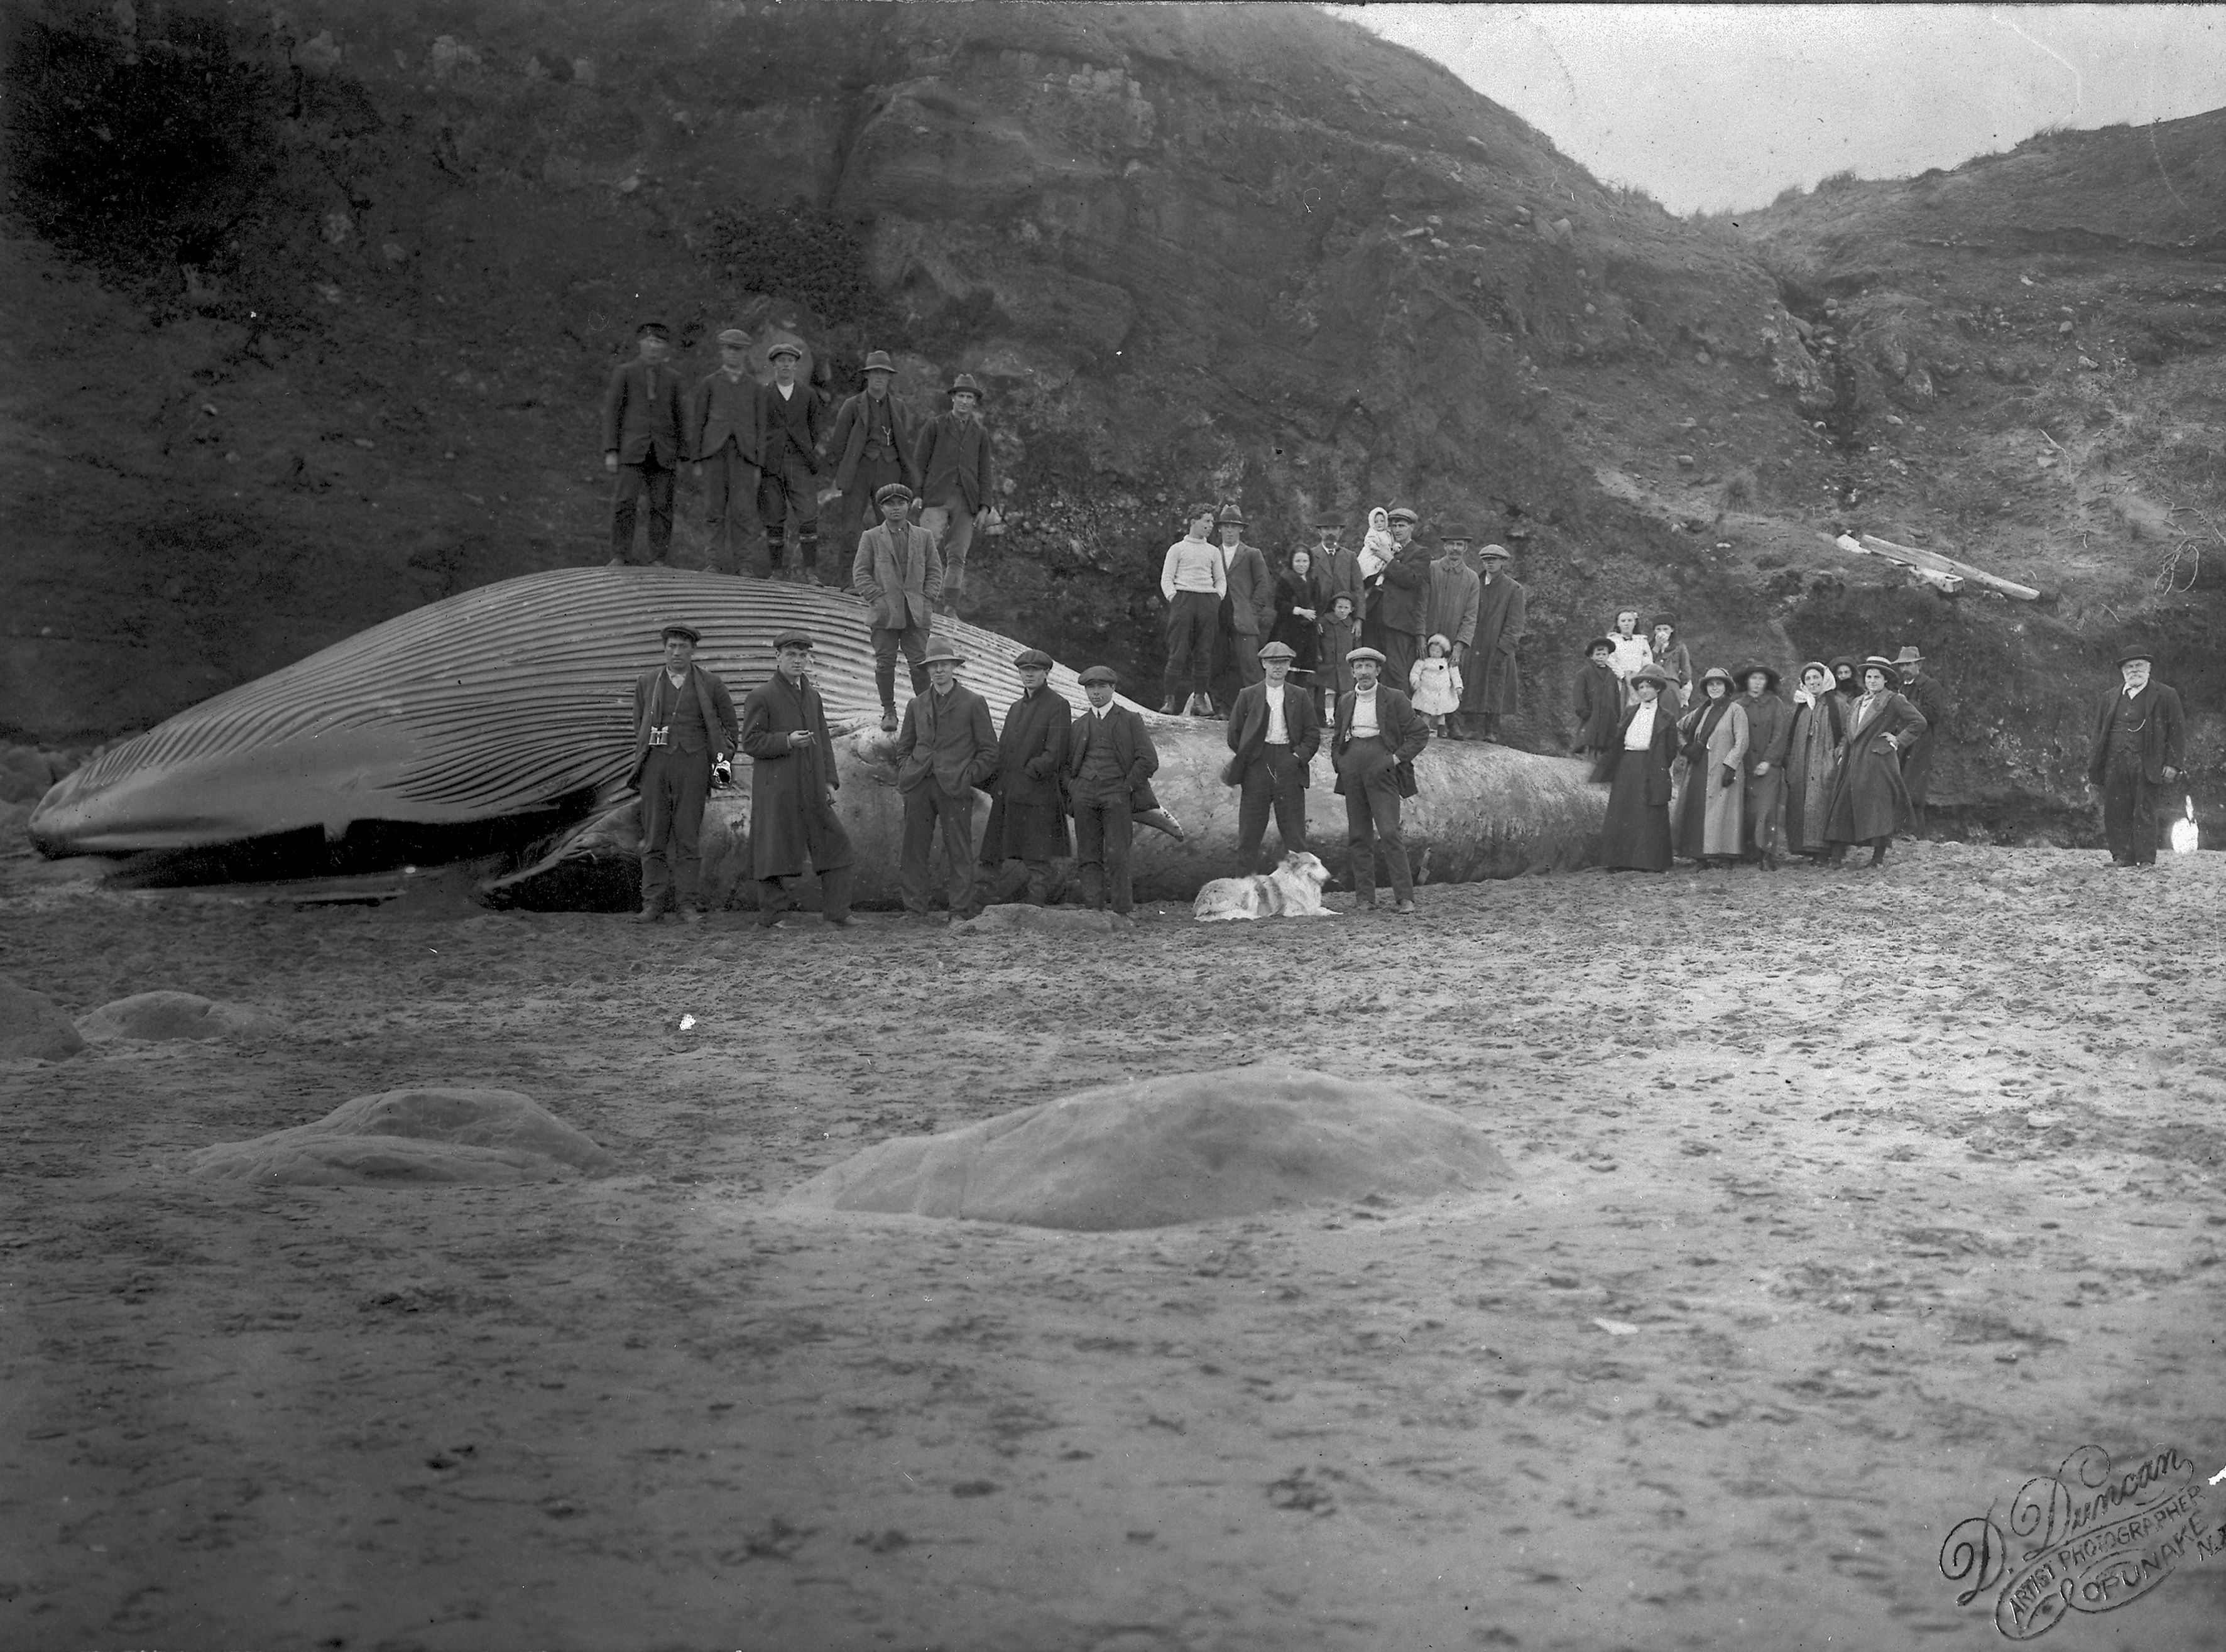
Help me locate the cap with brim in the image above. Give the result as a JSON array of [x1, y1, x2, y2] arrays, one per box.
[[767, 341, 802, 361], [2116, 648, 2155, 666], [1698, 666, 1737, 690], [1734, 661, 1781, 690], [1217, 504, 1247, 527], [1629, 665, 1676, 690], [1585, 636, 1617, 655], [660, 623, 701, 644], [636, 320, 670, 338], [1386, 508, 1419, 526], [1892, 645, 1924, 665], [1314, 517, 1345, 530], [1257, 641, 1298, 661], [1439, 533, 1473, 548], [861, 349, 895, 374], [1859, 655, 1902, 684], [772, 629, 815, 651], [920, 639, 966, 666], [1476, 543, 1512, 560], [1078, 665, 1119, 685], [948, 372, 984, 398], [716, 328, 749, 346], [873, 482, 914, 507], [1013, 648, 1054, 670], [1346, 646, 1388, 665], [1652, 614, 1678, 631]]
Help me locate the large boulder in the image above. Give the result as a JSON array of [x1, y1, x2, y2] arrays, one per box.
[[77, 991, 280, 1043], [782, 1065, 1509, 1231], [187, 1087, 617, 1187], [0, 979, 84, 1062]]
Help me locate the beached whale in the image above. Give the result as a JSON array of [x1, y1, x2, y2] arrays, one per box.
[[28, 567, 1604, 901]]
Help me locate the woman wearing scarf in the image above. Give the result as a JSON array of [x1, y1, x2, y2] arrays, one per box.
[[1592, 664, 1679, 871], [1270, 546, 1325, 678], [1784, 661, 1847, 860], [1649, 614, 1693, 712], [1672, 666, 1749, 867], [1821, 656, 1928, 867]]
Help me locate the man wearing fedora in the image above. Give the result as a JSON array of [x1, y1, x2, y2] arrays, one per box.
[[689, 327, 765, 576], [1333, 646, 1429, 913], [1066, 665, 1159, 917], [1735, 663, 1794, 870], [849, 481, 943, 732], [1312, 516, 1364, 617], [1426, 530, 1483, 737], [893, 639, 999, 923], [2086, 648, 2186, 869], [1366, 508, 1432, 692], [628, 622, 739, 923], [1224, 639, 1321, 871], [601, 321, 688, 567], [978, 646, 1072, 907], [738, 629, 854, 927], [756, 340, 831, 582], [1211, 504, 1275, 716], [913, 372, 997, 616], [1454, 541, 1527, 742], [827, 349, 920, 565], [1889, 644, 1951, 838]]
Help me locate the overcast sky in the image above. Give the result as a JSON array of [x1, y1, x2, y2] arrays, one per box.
[[1332, 4, 2226, 215]]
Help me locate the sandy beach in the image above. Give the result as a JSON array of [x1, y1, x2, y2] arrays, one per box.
[[4, 842, 2223, 1651]]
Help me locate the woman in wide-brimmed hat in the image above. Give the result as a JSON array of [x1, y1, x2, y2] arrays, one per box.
[[1593, 664, 1680, 871], [1820, 656, 1928, 867], [1672, 666, 1749, 867], [1784, 661, 1847, 860]]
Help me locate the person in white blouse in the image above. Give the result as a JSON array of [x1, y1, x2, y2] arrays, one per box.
[[1159, 504, 1226, 715]]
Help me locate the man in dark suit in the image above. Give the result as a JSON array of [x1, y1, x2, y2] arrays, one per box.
[[1066, 665, 1159, 916], [893, 639, 1000, 923], [756, 340, 831, 583], [1454, 542, 1527, 742], [601, 321, 688, 567], [849, 481, 942, 732], [2086, 648, 2186, 869], [912, 372, 997, 615], [1225, 640, 1322, 872], [826, 349, 920, 565], [1333, 646, 1429, 913], [689, 327, 764, 576], [1312, 516, 1363, 618], [738, 629, 854, 928], [628, 622, 739, 923], [1367, 507, 1432, 692], [1890, 644, 1952, 838], [1211, 503, 1275, 716], [978, 646, 1072, 908]]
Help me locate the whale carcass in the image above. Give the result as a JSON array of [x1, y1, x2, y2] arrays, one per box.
[[28, 567, 1604, 901]]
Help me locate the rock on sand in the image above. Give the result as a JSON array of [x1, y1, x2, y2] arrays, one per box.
[[77, 991, 280, 1043], [188, 1087, 618, 1187], [782, 1065, 1510, 1231], [0, 979, 85, 1062]]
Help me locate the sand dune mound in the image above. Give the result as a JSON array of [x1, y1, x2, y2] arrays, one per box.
[[188, 1087, 617, 1187], [78, 991, 278, 1043], [782, 1066, 1510, 1231], [1, 979, 84, 1063], [954, 905, 1130, 935]]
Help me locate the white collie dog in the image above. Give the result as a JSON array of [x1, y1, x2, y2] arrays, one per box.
[[1191, 850, 1336, 921]]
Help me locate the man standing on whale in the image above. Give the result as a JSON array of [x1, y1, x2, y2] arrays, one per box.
[[628, 622, 739, 924]]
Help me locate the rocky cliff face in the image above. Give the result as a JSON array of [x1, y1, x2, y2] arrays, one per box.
[[4, 0, 2218, 840]]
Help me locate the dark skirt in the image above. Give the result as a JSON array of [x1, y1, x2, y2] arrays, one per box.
[[1600, 747, 1674, 872]]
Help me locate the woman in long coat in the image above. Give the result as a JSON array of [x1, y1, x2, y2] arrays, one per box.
[[1783, 661, 1846, 859], [1822, 656, 1928, 867], [1672, 666, 1749, 867], [1592, 664, 1679, 871], [1269, 548, 1324, 677]]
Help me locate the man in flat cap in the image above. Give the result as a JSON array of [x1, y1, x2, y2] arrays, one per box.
[[827, 349, 920, 567], [690, 328, 765, 576], [978, 646, 1072, 907], [1425, 531, 1483, 737], [1454, 541, 1527, 742], [850, 480, 943, 732], [628, 622, 739, 923], [1333, 645, 1429, 913], [1889, 644, 1951, 839], [1367, 507, 1433, 693], [1066, 665, 1159, 917], [1210, 503, 1275, 717], [1224, 639, 1321, 871], [756, 339, 831, 583], [912, 372, 997, 615], [893, 639, 1000, 923], [738, 629, 854, 927], [1312, 516, 1365, 619], [2086, 647, 2186, 869], [602, 322, 688, 567]]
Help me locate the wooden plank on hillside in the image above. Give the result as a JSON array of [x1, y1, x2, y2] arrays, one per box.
[[1831, 533, 2043, 600]]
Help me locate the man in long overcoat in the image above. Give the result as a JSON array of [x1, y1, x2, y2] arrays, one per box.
[[601, 321, 687, 567], [849, 481, 942, 731], [1224, 640, 1321, 871], [2085, 648, 2186, 869], [912, 372, 996, 614], [978, 647, 1072, 906], [738, 629, 855, 927], [1367, 508, 1432, 692], [628, 622, 739, 923], [826, 349, 920, 565], [1454, 542, 1527, 741], [1066, 666, 1159, 916], [1211, 504, 1275, 716], [893, 639, 1000, 923], [689, 328, 763, 575], [1889, 644, 1951, 838], [1424, 530, 1483, 736]]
